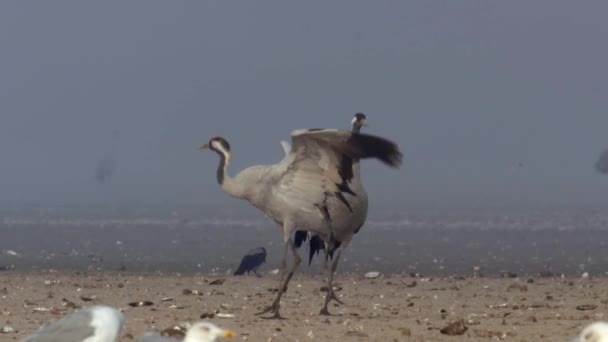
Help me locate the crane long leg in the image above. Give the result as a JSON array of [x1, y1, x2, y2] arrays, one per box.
[[256, 239, 301, 319], [277, 242, 288, 290], [320, 249, 344, 315]]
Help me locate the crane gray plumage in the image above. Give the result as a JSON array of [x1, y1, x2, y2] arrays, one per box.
[[199, 118, 401, 318], [233, 247, 267, 276], [294, 113, 368, 264], [280, 141, 291, 156], [21, 305, 124, 342]]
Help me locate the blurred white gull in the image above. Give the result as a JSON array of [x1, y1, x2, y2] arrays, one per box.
[[572, 322, 608, 342], [136, 322, 234, 342], [21, 305, 123, 342]]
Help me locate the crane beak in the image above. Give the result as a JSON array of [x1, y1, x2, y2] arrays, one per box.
[[198, 143, 209, 150]]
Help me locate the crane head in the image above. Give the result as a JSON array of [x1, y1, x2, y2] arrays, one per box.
[[199, 137, 231, 159], [352, 113, 368, 132]]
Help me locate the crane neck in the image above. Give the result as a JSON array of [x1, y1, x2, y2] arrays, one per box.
[[351, 125, 362, 169], [216, 151, 247, 199]]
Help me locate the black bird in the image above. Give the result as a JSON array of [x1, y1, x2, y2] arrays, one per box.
[[233, 247, 267, 276]]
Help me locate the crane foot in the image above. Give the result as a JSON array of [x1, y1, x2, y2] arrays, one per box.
[[255, 302, 285, 319], [319, 307, 331, 315], [328, 290, 344, 305]]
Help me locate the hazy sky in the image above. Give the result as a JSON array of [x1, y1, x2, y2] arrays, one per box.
[[1, 1, 607, 208]]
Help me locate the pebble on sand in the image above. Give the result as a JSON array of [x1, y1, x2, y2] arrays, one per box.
[[1, 326, 14, 334], [440, 320, 468, 335], [364, 271, 380, 279]]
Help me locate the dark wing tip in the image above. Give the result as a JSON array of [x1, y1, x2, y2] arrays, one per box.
[[308, 236, 325, 265], [351, 133, 403, 168], [294, 231, 308, 248], [387, 148, 403, 168]]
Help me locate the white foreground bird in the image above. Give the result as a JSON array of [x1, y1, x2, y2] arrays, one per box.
[[21, 305, 124, 342], [136, 322, 234, 342], [572, 322, 608, 342]]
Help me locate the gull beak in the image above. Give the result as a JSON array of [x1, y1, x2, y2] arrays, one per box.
[[198, 143, 209, 150], [220, 329, 235, 338]]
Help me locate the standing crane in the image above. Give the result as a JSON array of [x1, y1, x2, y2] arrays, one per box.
[[199, 123, 401, 318], [294, 113, 369, 266]]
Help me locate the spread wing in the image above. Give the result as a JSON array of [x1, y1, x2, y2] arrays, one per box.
[[280, 140, 291, 156], [273, 129, 402, 211]]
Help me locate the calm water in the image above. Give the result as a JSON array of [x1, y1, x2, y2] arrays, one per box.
[[1, 205, 608, 276]]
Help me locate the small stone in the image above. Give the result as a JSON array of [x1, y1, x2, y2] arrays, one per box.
[[128, 301, 154, 307], [345, 331, 368, 337], [320, 286, 342, 292], [216, 313, 235, 318], [62, 298, 79, 309], [80, 295, 96, 302], [160, 326, 186, 338], [576, 304, 598, 311], [474, 329, 508, 338], [364, 271, 380, 279], [182, 289, 203, 296], [525, 315, 538, 323], [440, 320, 468, 335], [1, 326, 14, 334], [50, 307, 68, 315], [507, 283, 527, 292], [400, 328, 411, 336], [209, 279, 226, 285], [200, 312, 215, 319]]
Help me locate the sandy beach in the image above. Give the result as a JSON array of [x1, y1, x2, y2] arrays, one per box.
[[2, 207, 607, 341], [1, 271, 604, 341]]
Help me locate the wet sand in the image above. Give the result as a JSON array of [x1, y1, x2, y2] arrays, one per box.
[[1, 272, 604, 341], [3, 223, 608, 276], [2, 207, 608, 340]]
